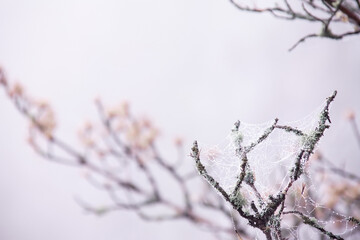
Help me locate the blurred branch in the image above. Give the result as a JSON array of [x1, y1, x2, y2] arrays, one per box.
[[318, 155, 360, 182], [0, 68, 246, 240], [229, 0, 360, 50], [348, 112, 360, 148]]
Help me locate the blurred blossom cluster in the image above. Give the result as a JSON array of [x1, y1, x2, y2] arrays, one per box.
[[77, 99, 160, 159], [0, 70, 56, 140]]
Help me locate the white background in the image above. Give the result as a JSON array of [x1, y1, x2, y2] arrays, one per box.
[[0, 0, 360, 239]]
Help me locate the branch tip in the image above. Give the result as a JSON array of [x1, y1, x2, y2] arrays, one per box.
[[191, 141, 199, 159]]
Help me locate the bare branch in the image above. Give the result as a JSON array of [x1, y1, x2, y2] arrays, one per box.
[[229, 0, 360, 50], [283, 210, 344, 240]]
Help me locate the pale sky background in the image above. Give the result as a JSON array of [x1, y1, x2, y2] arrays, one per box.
[[0, 1, 360, 240]]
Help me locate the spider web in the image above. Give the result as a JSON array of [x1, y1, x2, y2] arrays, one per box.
[[201, 103, 323, 197], [199, 101, 360, 239]]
